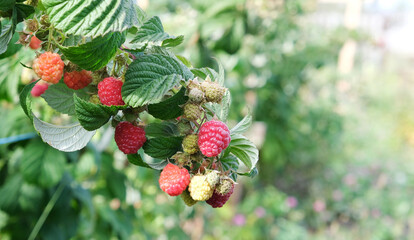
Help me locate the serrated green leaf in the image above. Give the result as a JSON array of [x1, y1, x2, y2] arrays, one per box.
[[60, 32, 125, 71], [142, 136, 183, 159], [131, 16, 180, 45], [226, 133, 258, 171], [220, 154, 239, 181], [0, 25, 21, 59], [191, 67, 218, 81], [162, 35, 184, 48], [237, 167, 258, 178], [20, 139, 65, 188], [74, 95, 124, 131], [42, 83, 89, 115], [145, 122, 179, 138], [231, 114, 252, 135], [216, 58, 225, 85], [19, 80, 37, 121], [33, 115, 96, 152], [0, 21, 15, 55], [127, 153, 167, 170], [43, 0, 139, 38], [147, 87, 188, 120], [206, 90, 231, 121], [123, 54, 193, 107]]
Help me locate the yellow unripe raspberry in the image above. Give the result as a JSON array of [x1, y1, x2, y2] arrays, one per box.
[[189, 175, 214, 201]]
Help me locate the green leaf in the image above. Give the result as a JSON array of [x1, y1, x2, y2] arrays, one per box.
[[0, 21, 15, 55], [127, 153, 167, 170], [142, 136, 183, 159], [42, 83, 89, 115], [162, 35, 184, 48], [206, 90, 231, 121], [59, 32, 125, 71], [147, 87, 188, 120], [230, 114, 252, 135], [237, 167, 258, 178], [176, 55, 193, 68], [226, 133, 259, 171], [0, 25, 21, 59], [0, 1, 15, 11], [216, 58, 225, 86], [15, 3, 35, 22], [191, 67, 218, 81], [220, 154, 239, 181], [74, 95, 125, 131], [20, 140, 66, 188], [19, 80, 37, 121], [131, 16, 181, 45], [145, 122, 179, 138], [33, 115, 96, 152], [43, 0, 139, 38], [0, 174, 23, 211], [123, 54, 193, 107]]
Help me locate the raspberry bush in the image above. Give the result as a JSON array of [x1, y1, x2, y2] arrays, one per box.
[[1, 0, 258, 212]]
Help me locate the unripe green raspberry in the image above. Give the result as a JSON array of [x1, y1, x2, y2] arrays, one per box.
[[177, 119, 193, 135], [201, 77, 226, 103], [188, 88, 204, 103], [181, 189, 197, 206], [189, 175, 214, 201], [182, 134, 199, 154], [206, 170, 220, 187], [172, 152, 190, 165], [90, 95, 100, 104], [183, 103, 201, 121], [217, 178, 234, 195]]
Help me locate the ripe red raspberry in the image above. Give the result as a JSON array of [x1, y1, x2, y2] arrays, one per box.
[[97, 77, 125, 106], [31, 81, 49, 97], [32, 52, 64, 84], [29, 36, 42, 50], [159, 163, 190, 196], [114, 121, 146, 154], [198, 120, 231, 157], [206, 183, 234, 208], [64, 70, 92, 90]]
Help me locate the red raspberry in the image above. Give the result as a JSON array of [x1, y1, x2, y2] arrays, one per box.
[[32, 52, 64, 84], [30, 81, 49, 97], [159, 163, 190, 196], [29, 36, 42, 50], [198, 120, 231, 157], [64, 70, 92, 90], [206, 183, 234, 208], [97, 77, 125, 106], [114, 121, 146, 154]]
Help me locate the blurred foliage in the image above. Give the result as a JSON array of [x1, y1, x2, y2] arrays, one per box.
[[2, 0, 414, 239]]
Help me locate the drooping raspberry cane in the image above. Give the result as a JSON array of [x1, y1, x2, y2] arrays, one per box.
[[159, 163, 190, 196], [97, 77, 125, 106], [198, 120, 231, 157], [32, 52, 64, 84], [114, 121, 146, 154]]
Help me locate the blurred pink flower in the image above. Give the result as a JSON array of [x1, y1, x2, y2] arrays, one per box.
[[313, 199, 326, 212], [233, 214, 246, 226], [255, 207, 266, 218], [343, 174, 357, 186], [286, 196, 298, 208], [332, 190, 343, 201]]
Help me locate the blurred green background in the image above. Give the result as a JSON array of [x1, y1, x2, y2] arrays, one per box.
[[2, 0, 414, 239]]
